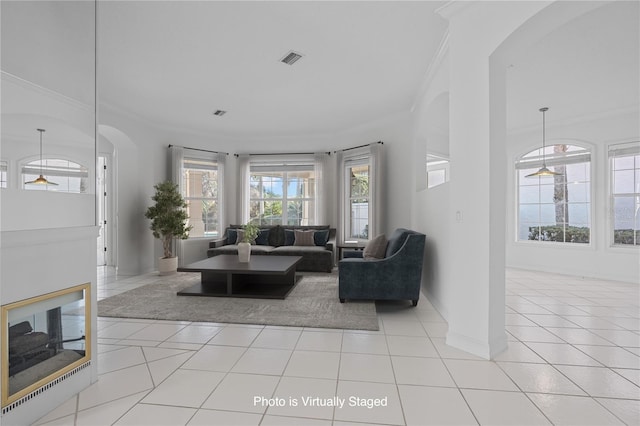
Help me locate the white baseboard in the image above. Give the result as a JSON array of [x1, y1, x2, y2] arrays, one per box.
[[446, 330, 508, 360]]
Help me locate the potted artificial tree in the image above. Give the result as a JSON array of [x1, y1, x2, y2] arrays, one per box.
[[145, 181, 192, 275], [237, 222, 259, 263]]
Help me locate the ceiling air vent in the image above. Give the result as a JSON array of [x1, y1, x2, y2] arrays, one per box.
[[280, 51, 303, 65], [213, 110, 227, 116]]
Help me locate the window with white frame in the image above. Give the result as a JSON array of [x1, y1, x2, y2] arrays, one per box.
[[426, 154, 450, 189], [609, 142, 640, 246], [22, 158, 89, 193], [344, 157, 370, 240], [516, 144, 591, 244], [249, 161, 316, 226], [182, 156, 221, 238], [0, 160, 7, 188]]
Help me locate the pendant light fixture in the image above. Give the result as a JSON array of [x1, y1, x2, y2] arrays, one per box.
[[25, 128, 58, 186], [526, 107, 563, 178]]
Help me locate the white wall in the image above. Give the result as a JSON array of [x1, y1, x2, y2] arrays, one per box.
[[1, 0, 95, 106], [506, 111, 640, 283], [0, 2, 97, 423], [407, 2, 639, 365], [99, 106, 172, 275], [100, 106, 418, 274], [334, 111, 415, 236], [411, 53, 452, 320]]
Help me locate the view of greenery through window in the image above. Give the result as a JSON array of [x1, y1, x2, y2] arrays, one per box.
[[611, 145, 640, 246], [183, 157, 219, 237], [348, 163, 369, 240], [249, 166, 315, 226], [22, 158, 88, 193], [517, 144, 591, 244]]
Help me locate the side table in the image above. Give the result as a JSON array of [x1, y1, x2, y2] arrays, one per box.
[[337, 242, 366, 260]]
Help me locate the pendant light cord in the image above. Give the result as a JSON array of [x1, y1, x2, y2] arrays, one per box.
[[540, 107, 548, 167], [38, 128, 45, 176]]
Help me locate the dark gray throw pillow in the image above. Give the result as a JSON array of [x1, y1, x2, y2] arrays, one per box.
[[255, 229, 270, 245], [284, 229, 295, 246], [314, 229, 330, 246], [226, 229, 238, 244]]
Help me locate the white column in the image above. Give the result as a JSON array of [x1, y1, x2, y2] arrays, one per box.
[[438, 1, 550, 359]]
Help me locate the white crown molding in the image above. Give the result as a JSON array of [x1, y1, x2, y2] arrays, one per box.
[[410, 29, 449, 113], [1, 71, 93, 113], [99, 99, 412, 147]]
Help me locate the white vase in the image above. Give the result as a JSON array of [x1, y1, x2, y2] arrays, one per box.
[[237, 242, 251, 263], [159, 256, 178, 275]]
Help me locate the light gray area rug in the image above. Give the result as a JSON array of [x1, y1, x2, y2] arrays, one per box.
[[98, 272, 379, 331]]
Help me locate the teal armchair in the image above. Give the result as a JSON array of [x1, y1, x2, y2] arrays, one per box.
[[338, 228, 426, 306]]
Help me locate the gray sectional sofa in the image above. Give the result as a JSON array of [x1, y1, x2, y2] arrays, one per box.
[[207, 225, 336, 272]]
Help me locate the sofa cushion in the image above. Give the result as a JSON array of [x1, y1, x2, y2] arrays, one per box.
[[271, 245, 330, 255], [210, 244, 275, 256], [314, 229, 330, 246], [385, 228, 412, 258], [256, 229, 270, 245], [363, 234, 388, 259], [294, 230, 315, 246]]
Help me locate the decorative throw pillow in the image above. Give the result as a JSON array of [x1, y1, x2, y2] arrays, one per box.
[[227, 229, 238, 244], [235, 229, 256, 245], [284, 229, 295, 246], [255, 229, 270, 245], [314, 229, 330, 246], [363, 234, 388, 259], [294, 230, 315, 246]]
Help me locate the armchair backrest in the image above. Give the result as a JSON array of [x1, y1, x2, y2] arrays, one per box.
[[386, 229, 426, 283], [385, 228, 414, 258]]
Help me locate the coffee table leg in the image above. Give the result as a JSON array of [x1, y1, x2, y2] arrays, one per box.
[[227, 273, 233, 295], [284, 268, 296, 285]]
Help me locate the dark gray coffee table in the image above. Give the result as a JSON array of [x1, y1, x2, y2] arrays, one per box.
[[177, 255, 303, 299]]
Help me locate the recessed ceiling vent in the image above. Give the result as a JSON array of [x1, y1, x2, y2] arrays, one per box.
[[213, 110, 227, 116], [280, 51, 303, 65]]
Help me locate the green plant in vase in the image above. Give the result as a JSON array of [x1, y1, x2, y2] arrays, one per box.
[[240, 222, 260, 243], [237, 222, 260, 262], [145, 181, 192, 274]]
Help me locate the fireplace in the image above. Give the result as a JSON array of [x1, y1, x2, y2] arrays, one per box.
[[1, 283, 91, 409]]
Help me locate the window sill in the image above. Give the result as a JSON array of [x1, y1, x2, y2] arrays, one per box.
[[513, 240, 594, 250]]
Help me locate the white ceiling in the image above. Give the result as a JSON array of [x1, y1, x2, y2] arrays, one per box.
[[98, 1, 448, 138], [95, 1, 639, 141], [506, 1, 639, 130]]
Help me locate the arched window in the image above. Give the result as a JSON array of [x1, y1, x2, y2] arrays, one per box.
[[22, 158, 89, 193], [516, 144, 591, 244]]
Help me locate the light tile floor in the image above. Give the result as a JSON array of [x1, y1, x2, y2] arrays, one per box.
[[35, 268, 639, 425]]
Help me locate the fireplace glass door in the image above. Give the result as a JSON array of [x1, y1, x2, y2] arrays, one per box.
[[2, 283, 91, 407]]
